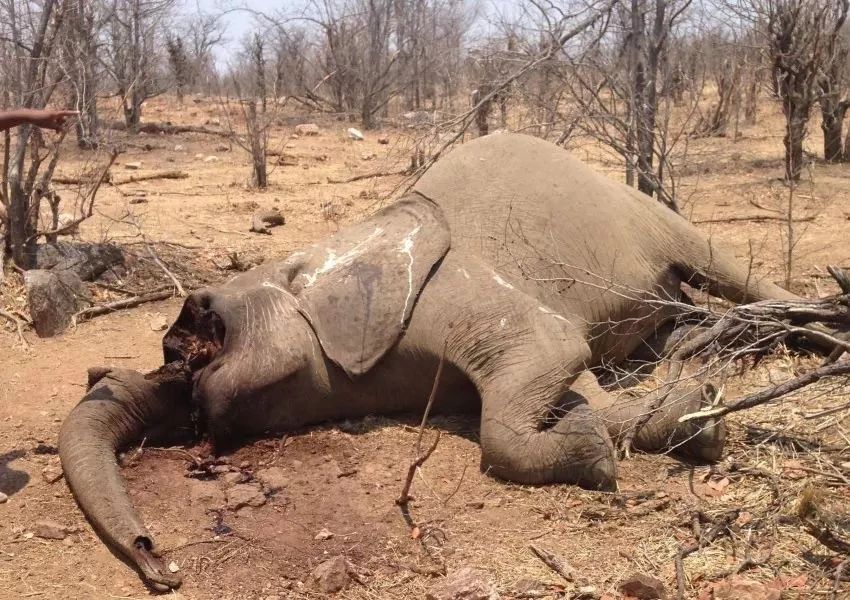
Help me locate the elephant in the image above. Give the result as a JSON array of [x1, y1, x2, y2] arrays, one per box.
[[58, 133, 797, 590]]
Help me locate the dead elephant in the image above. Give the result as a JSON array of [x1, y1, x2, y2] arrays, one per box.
[[59, 134, 797, 589]]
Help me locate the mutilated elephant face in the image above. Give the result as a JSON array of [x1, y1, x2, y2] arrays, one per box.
[[162, 194, 451, 437]]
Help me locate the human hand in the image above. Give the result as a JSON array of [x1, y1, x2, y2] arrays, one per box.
[[26, 109, 79, 131]]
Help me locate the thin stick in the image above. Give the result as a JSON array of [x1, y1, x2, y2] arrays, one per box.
[[529, 544, 576, 582], [834, 559, 849, 598], [142, 240, 186, 297], [327, 169, 408, 184], [397, 343, 447, 506]]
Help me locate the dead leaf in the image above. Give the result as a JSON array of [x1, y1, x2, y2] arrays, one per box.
[[410, 526, 421, 540]]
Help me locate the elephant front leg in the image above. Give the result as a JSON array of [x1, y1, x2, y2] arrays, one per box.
[[477, 350, 618, 491]]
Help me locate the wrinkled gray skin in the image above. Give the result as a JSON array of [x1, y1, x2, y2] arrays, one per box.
[[59, 134, 796, 589]]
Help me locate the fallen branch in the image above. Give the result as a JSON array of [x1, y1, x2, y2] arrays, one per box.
[[113, 170, 189, 185], [74, 289, 174, 322], [679, 359, 850, 423], [104, 120, 229, 137], [0, 308, 28, 347], [528, 544, 576, 583], [327, 169, 408, 184], [692, 214, 815, 224]]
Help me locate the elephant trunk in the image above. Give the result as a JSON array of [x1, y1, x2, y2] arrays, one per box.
[[59, 365, 191, 591]]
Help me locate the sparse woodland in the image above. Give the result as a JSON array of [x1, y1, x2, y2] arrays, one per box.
[[0, 1, 849, 599]]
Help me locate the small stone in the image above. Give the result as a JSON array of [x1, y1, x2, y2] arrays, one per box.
[[194, 153, 205, 159], [256, 467, 288, 492], [377, 136, 390, 144], [712, 576, 780, 600], [41, 466, 63, 484], [314, 528, 334, 541], [466, 501, 485, 510], [360, 152, 376, 161], [575, 586, 599, 600], [62, 537, 73, 546], [347, 127, 364, 141], [129, 197, 148, 204], [168, 561, 180, 573], [309, 556, 350, 594], [174, 144, 185, 151], [204, 155, 218, 163], [618, 573, 667, 600], [188, 480, 225, 506], [239, 461, 250, 469], [295, 123, 320, 136], [124, 161, 142, 170], [840, 461, 850, 470], [206, 117, 221, 126], [34, 520, 68, 540], [0, 492, 8, 503], [426, 567, 500, 600], [285, 143, 295, 149], [215, 144, 230, 152], [225, 483, 266, 510], [221, 471, 244, 486], [149, 314, 168, 331]]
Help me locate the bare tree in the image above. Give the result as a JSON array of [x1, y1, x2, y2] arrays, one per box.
[[2, 0, 66, 268], [165, 34, 190, 103], [103, 0, 175, 133], [62, 0, 104, 149], [817, 16, 850, 162], [223, 33, 271, 189], [757, 0, 849, 180], [184, 10, 224, 95]]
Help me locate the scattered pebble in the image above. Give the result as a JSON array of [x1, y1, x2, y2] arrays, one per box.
[[41, 466, 63, 484], [426, 567, 499, 600], [225, 483, 267, 510], [168, 561, 180, 573], [295, 123, 320, 136], [618, 573, 667, 600], [347, 127, 364, 141], [377, 136, 390, 144], [34, 520, 68, 540], [124, 161, 142, 170], [0, 492, 7, 504], [149, 314, 168, 331], [314, 528, 334, 541]]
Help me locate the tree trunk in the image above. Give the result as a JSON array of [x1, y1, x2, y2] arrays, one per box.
[[784, 116, 805, 182]]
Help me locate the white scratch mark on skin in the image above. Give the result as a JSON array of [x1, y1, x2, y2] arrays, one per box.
[[398, 224, 422, 324], [538, 305, 569, 322], [492, 274, 515, 290], [302, 227, 384, 287], [457, 268, 470, 279]]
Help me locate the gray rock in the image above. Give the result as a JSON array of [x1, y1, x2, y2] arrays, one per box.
[[618, 573, 667, 600], [124, 161, 142, 170], [34, 520, 68, 540], [309, 556, 350, 594], [35, 241, 124, 282], [25, 269, 86, 337], [295, 123, 320, 136], [41, 466, 63, 484], [0, 492, 8, 503], [225, 483, 266, 510], [426, 567, 500, 600]]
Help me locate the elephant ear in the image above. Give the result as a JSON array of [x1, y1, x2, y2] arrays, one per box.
[[280, 195, 449, 377]]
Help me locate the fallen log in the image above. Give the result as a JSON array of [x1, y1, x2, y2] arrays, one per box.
[[74, 289, 175, 323], [104, 120, 229, 137]]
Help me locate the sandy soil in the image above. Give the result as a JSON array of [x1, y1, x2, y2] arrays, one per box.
[[1, 95, 849, 599]]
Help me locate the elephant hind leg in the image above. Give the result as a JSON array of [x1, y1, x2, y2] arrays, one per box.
[[576, 370, 726, 462]]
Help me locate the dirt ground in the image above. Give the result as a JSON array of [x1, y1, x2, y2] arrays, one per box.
[[1, 95, 849, 600]]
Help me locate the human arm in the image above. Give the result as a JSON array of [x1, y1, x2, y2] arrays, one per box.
[[0, 109, 78, 132]]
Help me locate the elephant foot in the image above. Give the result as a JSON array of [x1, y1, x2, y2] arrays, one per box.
[[669, 383, 726, 463]]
